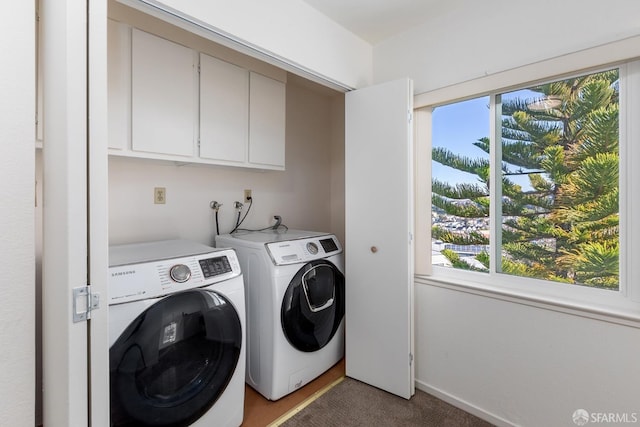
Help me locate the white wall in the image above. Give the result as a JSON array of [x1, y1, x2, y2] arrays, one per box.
[[109, 79, 345, 247], [374, 0, 640, 95], [116, 0, 372, 90], [416, 284, 640, 426], [0, 1, 35, 426], [374, 1, 640, 425]]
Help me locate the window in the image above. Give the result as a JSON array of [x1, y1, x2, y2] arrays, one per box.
[[418, 58, 640, 319], [432, 96, 490, 272], [432, 70, 620, 290]]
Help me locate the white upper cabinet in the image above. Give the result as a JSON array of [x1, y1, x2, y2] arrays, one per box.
[[106, 22, 286, 170], [131, 28, 197, 157], [249, 72, 286, 168], [107, 19, 130, 151], [199, 53, 249, 164]]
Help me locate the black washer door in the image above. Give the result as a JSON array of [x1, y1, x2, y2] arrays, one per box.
[[109, 289, 242, 427], [281, 260, 345, 352]]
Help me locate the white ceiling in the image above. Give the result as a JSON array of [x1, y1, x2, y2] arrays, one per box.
[[300, 0, 451, 44]]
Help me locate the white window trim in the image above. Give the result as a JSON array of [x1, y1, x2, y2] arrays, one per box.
[[414, 36, 640, 325]]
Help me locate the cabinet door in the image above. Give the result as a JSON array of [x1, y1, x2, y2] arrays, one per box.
[[249, 72, 285, 168], [107, 19, 130, 151], [131, 28, 196, 157], [199, 53, 248, 163]]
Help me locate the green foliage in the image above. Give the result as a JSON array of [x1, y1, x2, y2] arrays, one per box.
[[432, 69, 620, 289], [432, 226, 488, 246], [441, 249, 488, 272], [557, 241, 619, 288]]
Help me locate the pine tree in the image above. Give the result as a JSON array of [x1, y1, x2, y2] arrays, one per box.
[[432, 70, 619, 289]]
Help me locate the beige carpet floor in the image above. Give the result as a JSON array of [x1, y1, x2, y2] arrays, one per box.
[[276, 377, 494, 427]]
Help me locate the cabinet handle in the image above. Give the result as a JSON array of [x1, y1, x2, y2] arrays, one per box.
[[370, 246, 378, 253]]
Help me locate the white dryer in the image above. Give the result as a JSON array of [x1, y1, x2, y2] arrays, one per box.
[[108, 239, 245, 427], [215, 229, 344, 401]]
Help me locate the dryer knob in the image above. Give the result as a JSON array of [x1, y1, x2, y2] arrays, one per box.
[[170, 264, 191, 283]]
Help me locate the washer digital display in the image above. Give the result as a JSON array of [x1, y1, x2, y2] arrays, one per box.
[[319, 238, 338, 253], [199, 256, 232, 278]]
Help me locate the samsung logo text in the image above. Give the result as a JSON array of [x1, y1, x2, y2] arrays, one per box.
[[111, 270, 136, 277]]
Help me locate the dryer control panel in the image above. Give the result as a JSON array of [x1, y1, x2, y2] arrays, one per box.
[[266, 235, 343, 265], [109, 246, 241, 305]]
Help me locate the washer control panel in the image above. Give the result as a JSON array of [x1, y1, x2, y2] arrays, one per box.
[[109, 248, 241, 305], [199, 255, 233, 278], [169, 264, 192, 283], [266, 235, 343, 265]]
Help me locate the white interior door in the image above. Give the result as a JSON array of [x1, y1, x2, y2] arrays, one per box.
[[345, 79, 415, 399], [88, 0, 110, 425], [41, 1, 110, 425], [41, 1, 89, 425]]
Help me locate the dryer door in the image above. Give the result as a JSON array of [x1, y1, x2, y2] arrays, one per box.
[[281, 260, 345, 352], [109, 289, 242, 427]]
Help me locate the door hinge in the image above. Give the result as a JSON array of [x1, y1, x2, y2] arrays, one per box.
[[408, 110, 413, 124], [72, 285, 100, 323], [409, 352, 414, 366]]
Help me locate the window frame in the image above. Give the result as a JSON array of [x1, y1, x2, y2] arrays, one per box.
[[414, 40, 640, 324]]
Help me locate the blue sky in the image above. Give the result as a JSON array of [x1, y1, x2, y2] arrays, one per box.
[[431, 89, 541, 190], [432, 96, 490, 187]]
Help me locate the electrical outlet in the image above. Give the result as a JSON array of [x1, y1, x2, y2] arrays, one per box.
[[244, 189, 252, 202], [154, 187, 166, 204]]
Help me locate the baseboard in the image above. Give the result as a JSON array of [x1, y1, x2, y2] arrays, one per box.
[[415, 379, 515, 427]]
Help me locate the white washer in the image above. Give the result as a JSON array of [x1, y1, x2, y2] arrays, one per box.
[[215, 229, 344, 401], [108, 239, 245, 427]]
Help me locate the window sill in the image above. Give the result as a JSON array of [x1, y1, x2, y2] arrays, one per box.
[[414, 272, 640, 328]]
